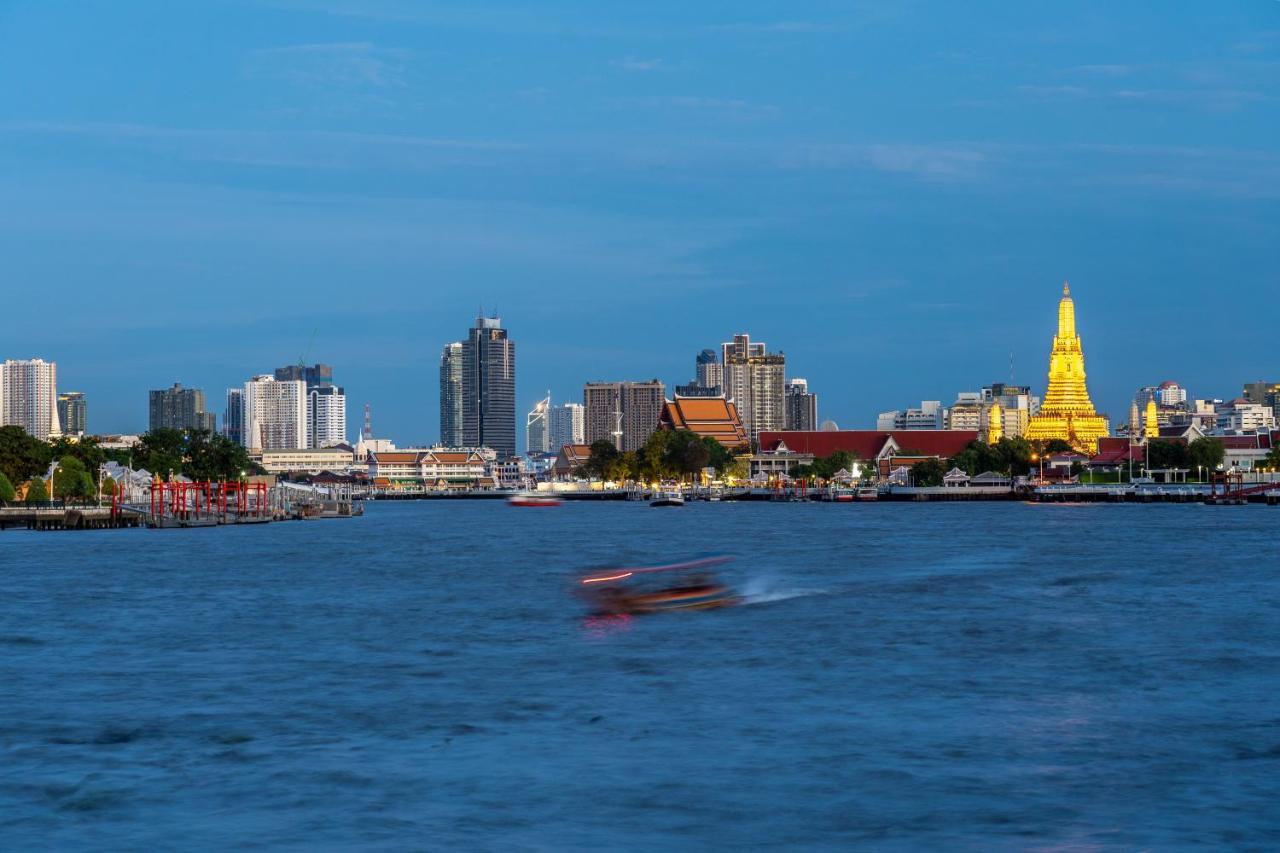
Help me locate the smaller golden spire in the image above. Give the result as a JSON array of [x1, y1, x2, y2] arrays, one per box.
[[986, 402, 1004, 445], [1063, 280, 1070, 297], [1144, 397, 1159, 439]]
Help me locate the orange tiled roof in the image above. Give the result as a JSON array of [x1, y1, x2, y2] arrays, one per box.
[[660, 397, 749, 449]]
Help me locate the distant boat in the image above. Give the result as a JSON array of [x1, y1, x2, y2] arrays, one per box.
[[508, 493, 562, 507], [857, 487, 879, 502], [650, 492, 685, 507]]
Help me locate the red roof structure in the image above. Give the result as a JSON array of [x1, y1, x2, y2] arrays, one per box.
[[757, 430, 978, 461]]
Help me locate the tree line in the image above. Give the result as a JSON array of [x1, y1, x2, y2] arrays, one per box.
[[0, 426, 262, 502], [575, 430, 747, 483]]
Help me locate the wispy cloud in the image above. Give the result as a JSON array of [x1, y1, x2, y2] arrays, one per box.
[[779, 143, 988, 182], [611, 57, 665, 73], [247, 41, 409, 88], [707, 21, 834, 34], [637, 96, 780, 118]]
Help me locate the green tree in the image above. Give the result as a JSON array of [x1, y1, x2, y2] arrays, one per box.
[[636, 430, 675, 481], [603, 451, 636, 483], [910, 458, 946, 487], [51, 455, 95, 499], [1041, 439, 1074, 454], [135, 428, 185, 479], [0, 425, 52, 485], [1187, 437, 1226, 475], [0, 470, 14, 503], [662, 430, 711, 480], [48, 436, 105, 481], [577, 440, 619, 479], [1146, 439, 1190, 471], [1263, 444, 1280, 472], [24, 476, 49, 504]]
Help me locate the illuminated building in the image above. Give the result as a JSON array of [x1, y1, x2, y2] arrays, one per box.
[[1024, 282, 1110, 453], [986, 402, 1003, 444], [1144, 398, 1159, 439]]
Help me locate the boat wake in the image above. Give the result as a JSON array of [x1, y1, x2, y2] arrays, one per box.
[[739, 576, 827, 606]]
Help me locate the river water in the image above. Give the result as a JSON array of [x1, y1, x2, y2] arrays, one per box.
[[1, 501, 1277, 849]]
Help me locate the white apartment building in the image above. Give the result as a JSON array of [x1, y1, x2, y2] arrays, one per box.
[[309, 386, 347, 448], [0, 358, 61, 440], [242, 375, 307, 451], [721, 334, 785, 441], [1216, 399, 1278, 433], [877, 400, 947, 431], [548, 402, 584, 450]]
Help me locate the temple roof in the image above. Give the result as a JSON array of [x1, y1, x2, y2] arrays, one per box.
[[659, 396, 749, 450]]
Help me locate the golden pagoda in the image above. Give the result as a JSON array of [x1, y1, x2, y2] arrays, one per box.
[[1024, 282, 1110, 453], [986, 402, 1003, 444], [1144, 398, 1159, 439]]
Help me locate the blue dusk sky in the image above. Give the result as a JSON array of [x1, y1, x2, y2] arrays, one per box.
[[2, 1, 1278, 443]]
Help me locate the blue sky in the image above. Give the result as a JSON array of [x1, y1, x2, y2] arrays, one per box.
[[2, 1, 1278, 444]]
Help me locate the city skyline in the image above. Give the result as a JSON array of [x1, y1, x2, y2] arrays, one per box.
[[6, 284, 1279, 448], [3, 3, 1276, 439]]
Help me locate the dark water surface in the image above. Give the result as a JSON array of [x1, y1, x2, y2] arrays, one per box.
[[2, 501, 1277, 850]]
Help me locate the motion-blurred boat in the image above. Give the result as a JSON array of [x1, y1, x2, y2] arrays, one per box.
[[649, 491, 685, 507], [509, 493, 562, 507], [578, 554, 737, 615]]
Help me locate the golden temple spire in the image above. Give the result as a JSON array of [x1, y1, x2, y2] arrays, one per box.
[[986, 402, 1003, 445], [1144, 397, 1159, 439], [1057, 281, 1076, 339], [1025, 282, 1110, 453]]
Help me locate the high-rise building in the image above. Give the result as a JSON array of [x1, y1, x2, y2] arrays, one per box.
[[57, 392, 87, 437], [150, 383, 217, 433], [275, 363, 334, 390], [548, 402, 585, 451], [784, 379, 817, 431], [309, 385, 347, 448], [584, 380, 665, 452], [1243, 381, 1280, 419], [242, 375, 307, 451], [526, 394, 550, 453], [223, 388, 244, 445], [461, 316, 516, 456], [0, 358, 61, 440], [1024, 282, 1110, 452], [721, 334, 785, 443], [696, 349, 723, 392], [439, 342, 464, 447]]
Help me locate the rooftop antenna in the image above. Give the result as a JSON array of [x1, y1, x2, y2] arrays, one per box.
[[1009, 351, 1014, 385]]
